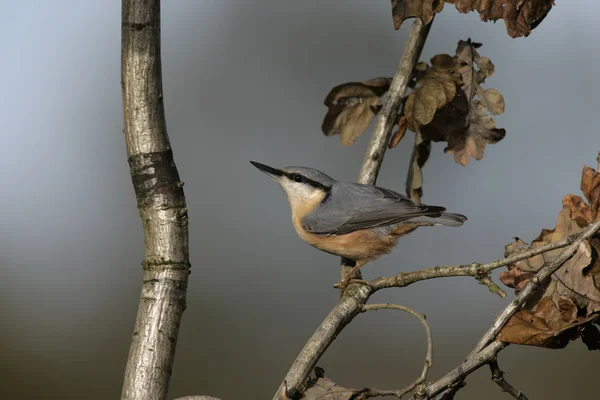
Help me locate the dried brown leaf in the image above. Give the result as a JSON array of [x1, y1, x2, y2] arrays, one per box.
[[499, 262, 535, 292], [545, 239, 600, 316], [499, 182, 600, 348], [497, 297, 587, 349], [581, 165, 600, 220], [391, 0, 445, 30], [303, 376, 353, 400], [389, 115, 409, 148], [563, 194, 592, 227], [391, 1, 555, 38], [406, 132, 430, 202], [322, 79, 392, 146], [404, 55, 459, 131], [406, 40, 505, 166], [443, 101, 505, 166]]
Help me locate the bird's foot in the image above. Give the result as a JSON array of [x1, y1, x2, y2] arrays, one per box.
[[333, 277, 369, 290]]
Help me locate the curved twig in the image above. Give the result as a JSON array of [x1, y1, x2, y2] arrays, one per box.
[[359, 303, 432, 398]]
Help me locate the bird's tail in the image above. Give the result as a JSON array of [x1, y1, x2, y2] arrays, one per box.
[[410, 212, 467, 227]]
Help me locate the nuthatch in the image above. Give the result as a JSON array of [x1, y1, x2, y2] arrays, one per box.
[[251, 161, 466, 286]]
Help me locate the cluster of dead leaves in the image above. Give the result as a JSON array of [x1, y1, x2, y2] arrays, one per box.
[[498, 165, 600, 349], [321, 78, 391, 146], [397, 39, 505, 167], [321, 39, 505, 171], [391, 0, 555, 38]]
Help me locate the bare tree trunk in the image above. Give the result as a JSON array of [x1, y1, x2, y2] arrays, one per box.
[[120, 1, 190, 399]]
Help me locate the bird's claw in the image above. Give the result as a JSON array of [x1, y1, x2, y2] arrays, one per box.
[[333, 278, 370, 290]]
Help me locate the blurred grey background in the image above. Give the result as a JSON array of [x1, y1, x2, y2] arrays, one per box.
[[1, 1, 598, 399]]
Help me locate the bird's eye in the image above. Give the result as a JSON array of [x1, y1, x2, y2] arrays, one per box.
[[293, 174, 303, 183]]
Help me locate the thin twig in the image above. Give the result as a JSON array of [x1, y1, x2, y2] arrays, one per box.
[[489, 360, 528, 400], [469, 218, 600, 357], [357, 303, 432, 398], [412, 341, 506, 399], [370, 231, 582, 291], [274, 18, 433, 400], [476, 275, 507, 298]]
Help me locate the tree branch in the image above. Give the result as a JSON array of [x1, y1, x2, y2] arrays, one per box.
[[274, 18, 433, 400], [358, 18, 432, 185], [414, 341, 506, 399], [370, 230, 582, 291], [121, 1, 190, 399], [489, 360, 528, 400]]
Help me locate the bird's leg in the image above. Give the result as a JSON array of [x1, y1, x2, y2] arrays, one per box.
[[334, 258, 368, 290]]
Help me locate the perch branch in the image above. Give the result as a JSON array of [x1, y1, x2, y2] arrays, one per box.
[[121, 1, 190, 399], [489, 360, 528, 400], [370, 230, 582, 291], [274, 18, 433, 400], [357, 303, 432, 398]]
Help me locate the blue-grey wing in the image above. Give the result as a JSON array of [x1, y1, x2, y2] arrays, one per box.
[[302, 182, 446, 235]]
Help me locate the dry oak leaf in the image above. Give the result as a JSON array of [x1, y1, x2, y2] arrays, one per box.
[[389, 114, 409, 149], [322, 78, 392, 146], [404, 40, 505, 166], [499, 261, 535, 292], [443, 101, 505, 166], [403, 54, 459, 131], [562, 194, 592, 227], [499, 204, 600, 348], [497, 297, 596, 349], [581, 165, 600, 220], [391, 0, 555, 38], [302, 376, 353, 400], [391, 0, 445, 29], [443, 39, 505, 166]]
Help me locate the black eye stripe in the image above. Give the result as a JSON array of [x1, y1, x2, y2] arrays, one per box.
[[283, 172, 331, 193]]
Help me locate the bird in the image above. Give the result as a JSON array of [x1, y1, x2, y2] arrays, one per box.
[[250, 161, 466, 287]]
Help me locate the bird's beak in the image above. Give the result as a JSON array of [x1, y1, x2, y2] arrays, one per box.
[[250, 161, 283, 181]]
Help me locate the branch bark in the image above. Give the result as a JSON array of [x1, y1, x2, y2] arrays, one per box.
[[121, 1, 190, 399], [489, 360, 528, 400], [370, 230, 582, 291], [274, 18, 433, 400], [414, 341, 506, 399]]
